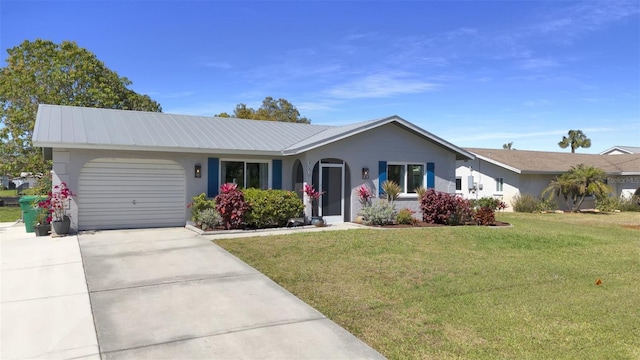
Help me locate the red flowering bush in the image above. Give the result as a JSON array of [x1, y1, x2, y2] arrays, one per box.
[[420, 189, 473, 225], [474, 206, 496, 226], [356, 184, 373, 207], [215, 183, 249, 230], [37, 182, 76, 223]]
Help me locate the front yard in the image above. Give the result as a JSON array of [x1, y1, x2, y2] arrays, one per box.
[[0, 206, 21, 222], [216, 212, 640, 359]]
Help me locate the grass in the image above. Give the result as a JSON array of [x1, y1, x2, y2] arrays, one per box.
[[216, 212, 640, 359], [0, 206, 22, 222], [0, 188, 39, 197]]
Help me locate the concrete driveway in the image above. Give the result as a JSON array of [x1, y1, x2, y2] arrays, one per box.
[[79, 227, 385, 359]]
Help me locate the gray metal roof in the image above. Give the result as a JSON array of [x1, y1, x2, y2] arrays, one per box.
[[33, 105, 330, 155], [33, 104, 472, 159]]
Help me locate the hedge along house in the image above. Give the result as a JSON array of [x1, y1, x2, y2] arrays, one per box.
[[32, 104, 473, 231], [455, 148, 640, 211]]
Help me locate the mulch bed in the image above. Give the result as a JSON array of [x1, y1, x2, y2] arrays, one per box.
[[367, 221, 511, 228]]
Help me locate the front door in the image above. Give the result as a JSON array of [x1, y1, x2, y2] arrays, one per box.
[[319, 163, 344, 224]]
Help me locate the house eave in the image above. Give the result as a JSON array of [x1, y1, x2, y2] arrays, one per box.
[[32, 141, 284, 157]]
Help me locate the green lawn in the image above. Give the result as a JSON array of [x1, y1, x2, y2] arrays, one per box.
[[0, 206, 22, 222], [216, 212, 640, 359]]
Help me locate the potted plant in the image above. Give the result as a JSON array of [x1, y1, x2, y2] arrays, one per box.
[[38, 182, 76, 235], [303, 183, 324, 226], [33, 210, 51, 237]]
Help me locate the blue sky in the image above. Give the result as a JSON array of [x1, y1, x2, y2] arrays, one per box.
[[2, 0, 639, 152]]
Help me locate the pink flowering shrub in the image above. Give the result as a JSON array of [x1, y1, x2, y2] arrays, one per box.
[[37, 182, 76, 222], [356, 184, 373, 207], [420, 189, 473, 225], [215, 183, 250, 230], [303, 183, 322, 200]]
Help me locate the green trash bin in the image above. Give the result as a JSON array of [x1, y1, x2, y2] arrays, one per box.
[[19, 196, 46, 233]]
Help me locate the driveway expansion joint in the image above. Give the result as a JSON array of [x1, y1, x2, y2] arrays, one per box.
[[100, 316, 329, 357], [88, 271, 262, 293]]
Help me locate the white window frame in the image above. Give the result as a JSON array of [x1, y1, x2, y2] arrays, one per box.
[[495, 177, 504, 193], [220, 159, 271, 189], [387, 162, 425, 196]]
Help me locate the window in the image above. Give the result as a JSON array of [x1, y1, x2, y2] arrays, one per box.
[[495, 177, 504, 192], [456, 177, 462, 191], [221, 161, 268, 189], [387, 163, 424, 194]]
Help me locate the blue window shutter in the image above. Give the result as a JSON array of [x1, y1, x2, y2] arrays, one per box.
[[208, 158, 219, 197], [272, 159, 282, 189], [427, 162, 435, 189], [378, 161, 387, 197]]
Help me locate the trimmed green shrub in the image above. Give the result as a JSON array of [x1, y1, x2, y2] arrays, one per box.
[[470, 197, 508, 211], [243, 188, 304, 228], [396, 208, 416, 225], [361, 200, 396, 225], [189, 193, 215, 223], [197, 208, 221, 230], [512, 194, 540, 213]]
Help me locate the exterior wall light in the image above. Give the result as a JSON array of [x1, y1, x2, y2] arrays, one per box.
[[362, 166, 369, 179], [195, 164, 202, 178]]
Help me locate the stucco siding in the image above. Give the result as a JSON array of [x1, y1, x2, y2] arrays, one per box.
[[305, 123, 458, 221]]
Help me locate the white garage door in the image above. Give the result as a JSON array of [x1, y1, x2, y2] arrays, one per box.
[[79, 158, 185, 230]]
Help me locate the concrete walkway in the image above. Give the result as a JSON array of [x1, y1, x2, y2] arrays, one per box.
[[0, 222, 99, 359], [1, 222, 384, 359]]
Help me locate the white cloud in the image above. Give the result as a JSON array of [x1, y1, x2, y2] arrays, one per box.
[[325, 72, 438, 99]]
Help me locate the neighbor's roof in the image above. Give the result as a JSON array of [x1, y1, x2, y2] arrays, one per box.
[[599, 146, 640, 155], [465, 148, 640, 175], [32, 104, 472, 159]]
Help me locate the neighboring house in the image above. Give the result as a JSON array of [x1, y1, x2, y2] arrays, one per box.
[[32, 104, 473, 231], [600, 146, 640, 155], [456, 148, 640, 211]]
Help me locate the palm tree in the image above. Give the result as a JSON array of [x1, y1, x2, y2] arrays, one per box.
[[542, 164, 611, 211], [558, 130, 591, 153], [502, 142, 514, 150]]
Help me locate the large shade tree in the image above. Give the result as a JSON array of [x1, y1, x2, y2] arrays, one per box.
[[216, 96, 310, 124], [558, 130, 591, 153], [0, 39, 162, 176], [542, 164, 611, 211]]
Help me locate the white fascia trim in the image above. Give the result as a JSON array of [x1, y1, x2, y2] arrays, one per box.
[[282, 117, 394, 155]]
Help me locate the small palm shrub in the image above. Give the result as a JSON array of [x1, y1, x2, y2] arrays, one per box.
[[396, 208, 416, 225], [215, 183, 250, 230], [243, 188, 304, 228], [381, 180, 401, 202], [420, 189, 473, 225], [361, 201, 396, 225], [197, 208, 222, 230], [415, 186, 427, 200]]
